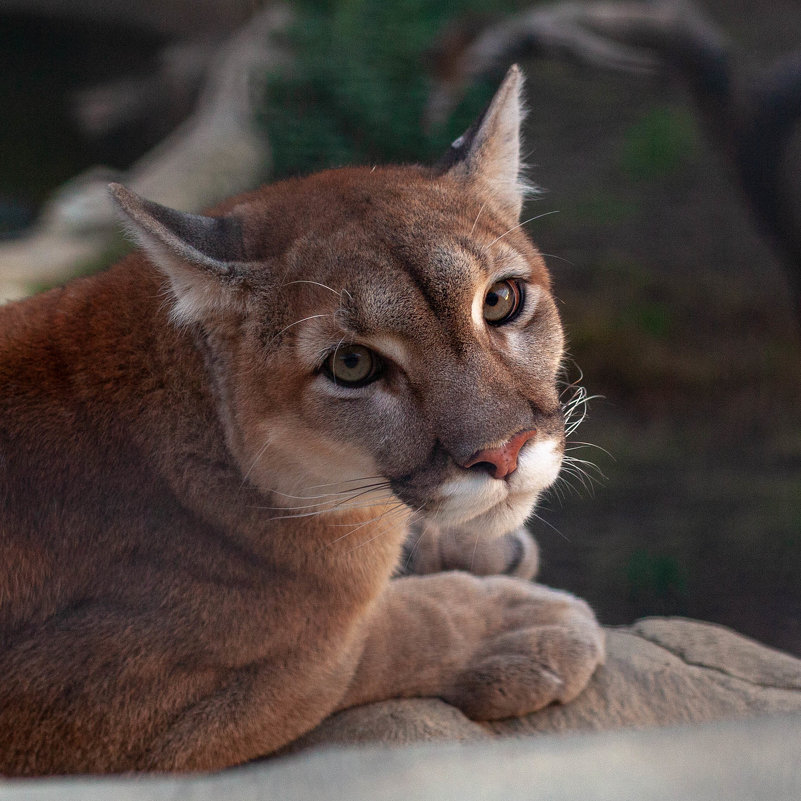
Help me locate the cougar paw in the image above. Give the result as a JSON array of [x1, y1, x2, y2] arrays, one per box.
[[443, 579, 604, 720], [401, 523, 540, 580]]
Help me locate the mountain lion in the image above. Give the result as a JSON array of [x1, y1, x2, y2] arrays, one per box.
[[0, 66, 603, 775]]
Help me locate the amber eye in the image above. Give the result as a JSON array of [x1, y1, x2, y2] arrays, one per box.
[[483, 279, 523, 325], [324, 344, 382, 387]]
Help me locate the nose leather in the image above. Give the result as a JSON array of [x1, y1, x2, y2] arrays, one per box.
[[462, 429, 538, 480]]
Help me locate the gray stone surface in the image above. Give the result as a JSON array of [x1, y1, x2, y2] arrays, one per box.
[[2, 715, 800, 800], [291, 616, 801, 747], [2, 617, 800, 798], [286, 698, 489, 752]]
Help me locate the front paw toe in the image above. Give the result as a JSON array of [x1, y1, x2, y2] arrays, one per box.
[[445, 584, 604, 720]]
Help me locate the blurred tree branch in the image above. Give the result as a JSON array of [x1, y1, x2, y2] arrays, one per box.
[[0, 4, 291, 301], [427, 0, 801, 324]]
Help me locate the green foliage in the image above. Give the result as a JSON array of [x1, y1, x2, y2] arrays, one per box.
[[625, 549, 688, 613], [573, 194, 638, 226], [621, 105, 699, 181], [622, 301, 673, 339], [262, 0, 521, 179]]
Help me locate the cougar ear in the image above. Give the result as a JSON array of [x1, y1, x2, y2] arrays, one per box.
[[110, 184, 251, 324], [440, 64, 528, 220]]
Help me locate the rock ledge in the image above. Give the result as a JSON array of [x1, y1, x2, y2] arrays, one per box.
[[2, 617, 800, 800]]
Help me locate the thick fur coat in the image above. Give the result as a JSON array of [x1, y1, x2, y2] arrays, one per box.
[[0, 67, 603, 775]]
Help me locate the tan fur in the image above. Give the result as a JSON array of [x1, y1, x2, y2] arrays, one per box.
[[401, 523, 541, 580], [0, 67, 603, 775]]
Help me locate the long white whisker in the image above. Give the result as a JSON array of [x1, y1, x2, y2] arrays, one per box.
[[283, 280, 353, 301], [528, 512, 570, 542], [559, 466, 594, 495], [328, 502, 402, 545], [263, 481, 391, 503], [561, 458, 604, 493], [563, 455, 605, 472], [345, 504, 412, 553], [549, 478, 566, 504], [256, 487, 395, 518], [469, 530, 482, 573], [551, 474, 580, 499], [255, 491, 396, 514], [305, 475, 386, 489], [263, 499, 392, 522], [564, 461, 604, 484], [485, 210, 560, 248], [469, 200, 488, 238], [240, 435, 274, 488], [565, 393, 603, 409], [267, 313, 330, 348], [565, 442, 615, 460], [402, 519, 427, 573], [539, 252, 574, 266], [330, 501, 411, 550]]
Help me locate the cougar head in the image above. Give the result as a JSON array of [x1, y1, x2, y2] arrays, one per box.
[[112, 66, 564, 539]]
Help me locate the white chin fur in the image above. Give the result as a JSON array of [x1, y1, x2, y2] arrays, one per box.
[[430, 438, 562, 538]]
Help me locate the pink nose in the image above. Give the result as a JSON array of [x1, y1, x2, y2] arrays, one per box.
[[462, 429, 538, 480]]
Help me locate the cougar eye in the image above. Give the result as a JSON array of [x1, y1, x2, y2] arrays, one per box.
[[483, 279, 523, 325], [323, 344, 382, 387]]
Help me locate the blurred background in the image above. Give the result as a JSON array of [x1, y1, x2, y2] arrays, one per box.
[[1, 0, 799, 654]]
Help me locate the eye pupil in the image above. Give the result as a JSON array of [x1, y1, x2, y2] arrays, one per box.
[[483, 279, 522, 324], [324, 344, 381, 387]]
